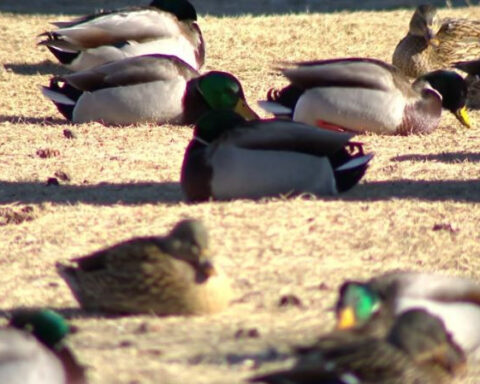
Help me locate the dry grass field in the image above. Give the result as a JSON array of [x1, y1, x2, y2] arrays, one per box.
[[1, 1, 480, 383]]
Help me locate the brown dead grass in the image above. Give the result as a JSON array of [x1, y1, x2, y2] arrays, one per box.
[[1, 4, 480, 384]]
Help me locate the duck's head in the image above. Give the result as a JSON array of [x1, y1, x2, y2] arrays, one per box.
[[335, 282, 381, 329], [194, 110, 247, 143], [197, 72, 259, 121], [165, 219, 217, 280], [9, 309, 70, 349], [416, 70, 471, 128], [150, 0, 198, 21], [409, 5, 441, 46]]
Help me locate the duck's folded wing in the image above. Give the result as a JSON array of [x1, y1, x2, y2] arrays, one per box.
[[61, 54, 198, 91], [43, 10, 186, 49], [228, 121, 355, 156], [281, 58, 401, 92]]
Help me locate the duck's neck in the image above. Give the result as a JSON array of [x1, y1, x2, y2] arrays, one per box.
[[397, 96, 441, 135]]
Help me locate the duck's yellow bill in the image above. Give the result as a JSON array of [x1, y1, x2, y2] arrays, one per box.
[[428, 37, 440, 47], [455, 106, 472, 128], [234, 99, 259, 121], [336, 307, 356, 330]]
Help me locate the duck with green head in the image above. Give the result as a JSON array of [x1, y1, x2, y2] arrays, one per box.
[[56, 219, 232, 315], [260, 58, 471, 135], [2, 309, 86, 384], [38, 0, 205, 71], [250, 309, 466, 384], [180, 110, 373, 202], [392, 5, 480, 79], [335, 271, 480, 355], [42, 54, 258, 125]]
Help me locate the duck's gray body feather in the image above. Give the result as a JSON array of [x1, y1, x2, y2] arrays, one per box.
[[209, 145, 337, 200], [0, 330, 66, 384], [372, 271, 480, 354], [73, 77, 188, 124]]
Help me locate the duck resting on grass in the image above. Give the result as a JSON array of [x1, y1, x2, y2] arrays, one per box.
[[180, 110, 373, 202], [56, 219, 232, 315], [2, 309, 86, 384], [259, 58, 471, 135], [38, 0, 205, 71], [250, 309, 466, 384], [335, 271, 480, 355], [41, 54, 258, 125], [392, 4, 480, 78]]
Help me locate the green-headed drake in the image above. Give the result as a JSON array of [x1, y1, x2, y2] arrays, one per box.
[[454, 59, 480, 109], [2, 309, 86, 384], [41, 54, 258, 125], [56, 219, 232, 315], [250, 309, 466, 384], [38, 0, 205, 71], [260, 58, 471, 135], [180, 110, 373, 202], [335, 271, 480, 355], [392, 5, 480, 78]]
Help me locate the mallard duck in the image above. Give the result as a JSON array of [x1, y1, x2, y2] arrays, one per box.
[[454, 59, 480, 109], [259, 58, 471, 135], [392, 5, 480, 78], [250, 309, 466, 384], [2, 309, 86, 384], [335, 271, 480, 354], [56, 219, 232, 315], [180, 110, 373, 202], [41, 54, 258, 125], [38, 0, 205, 71]]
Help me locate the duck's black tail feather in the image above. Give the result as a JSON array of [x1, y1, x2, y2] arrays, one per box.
[[41, 78, 82, 121], [261, 85, 303, 118], [333, 143, 373, 193]]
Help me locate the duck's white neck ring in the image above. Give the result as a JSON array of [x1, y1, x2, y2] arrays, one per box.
[[193, 136, 209, 146]]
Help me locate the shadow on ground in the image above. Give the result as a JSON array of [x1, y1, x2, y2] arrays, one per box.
[[0, 115, 67, 125], [1, 179, 480, 205], [391, 152, 480, 163], [0, 307, 105, 320], [343, 179, 480, 202], [4, 61, 68, 76], [0, 181, 184, 205], [0, 0, 475, 16]]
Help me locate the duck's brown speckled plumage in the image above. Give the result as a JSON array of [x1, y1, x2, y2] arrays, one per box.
[[56, 219, 232, 316], [393, 5, 480, 78]]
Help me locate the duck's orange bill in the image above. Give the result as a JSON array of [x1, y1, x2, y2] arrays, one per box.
[[336, 307, 356, 330], [234, 99, 259, 121]]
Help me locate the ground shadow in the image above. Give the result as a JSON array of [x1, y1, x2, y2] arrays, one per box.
[[343, 179, 480, 202], [0, 115, 67, 125], [391, 152, 480, 163], [0, 0, 474, 16], [4, 61, 68, 76], [0, 181, 184, 205], [0, 307, 105, 321]]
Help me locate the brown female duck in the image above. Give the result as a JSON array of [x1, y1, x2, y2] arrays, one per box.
[[393, 5, 480, 78]]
